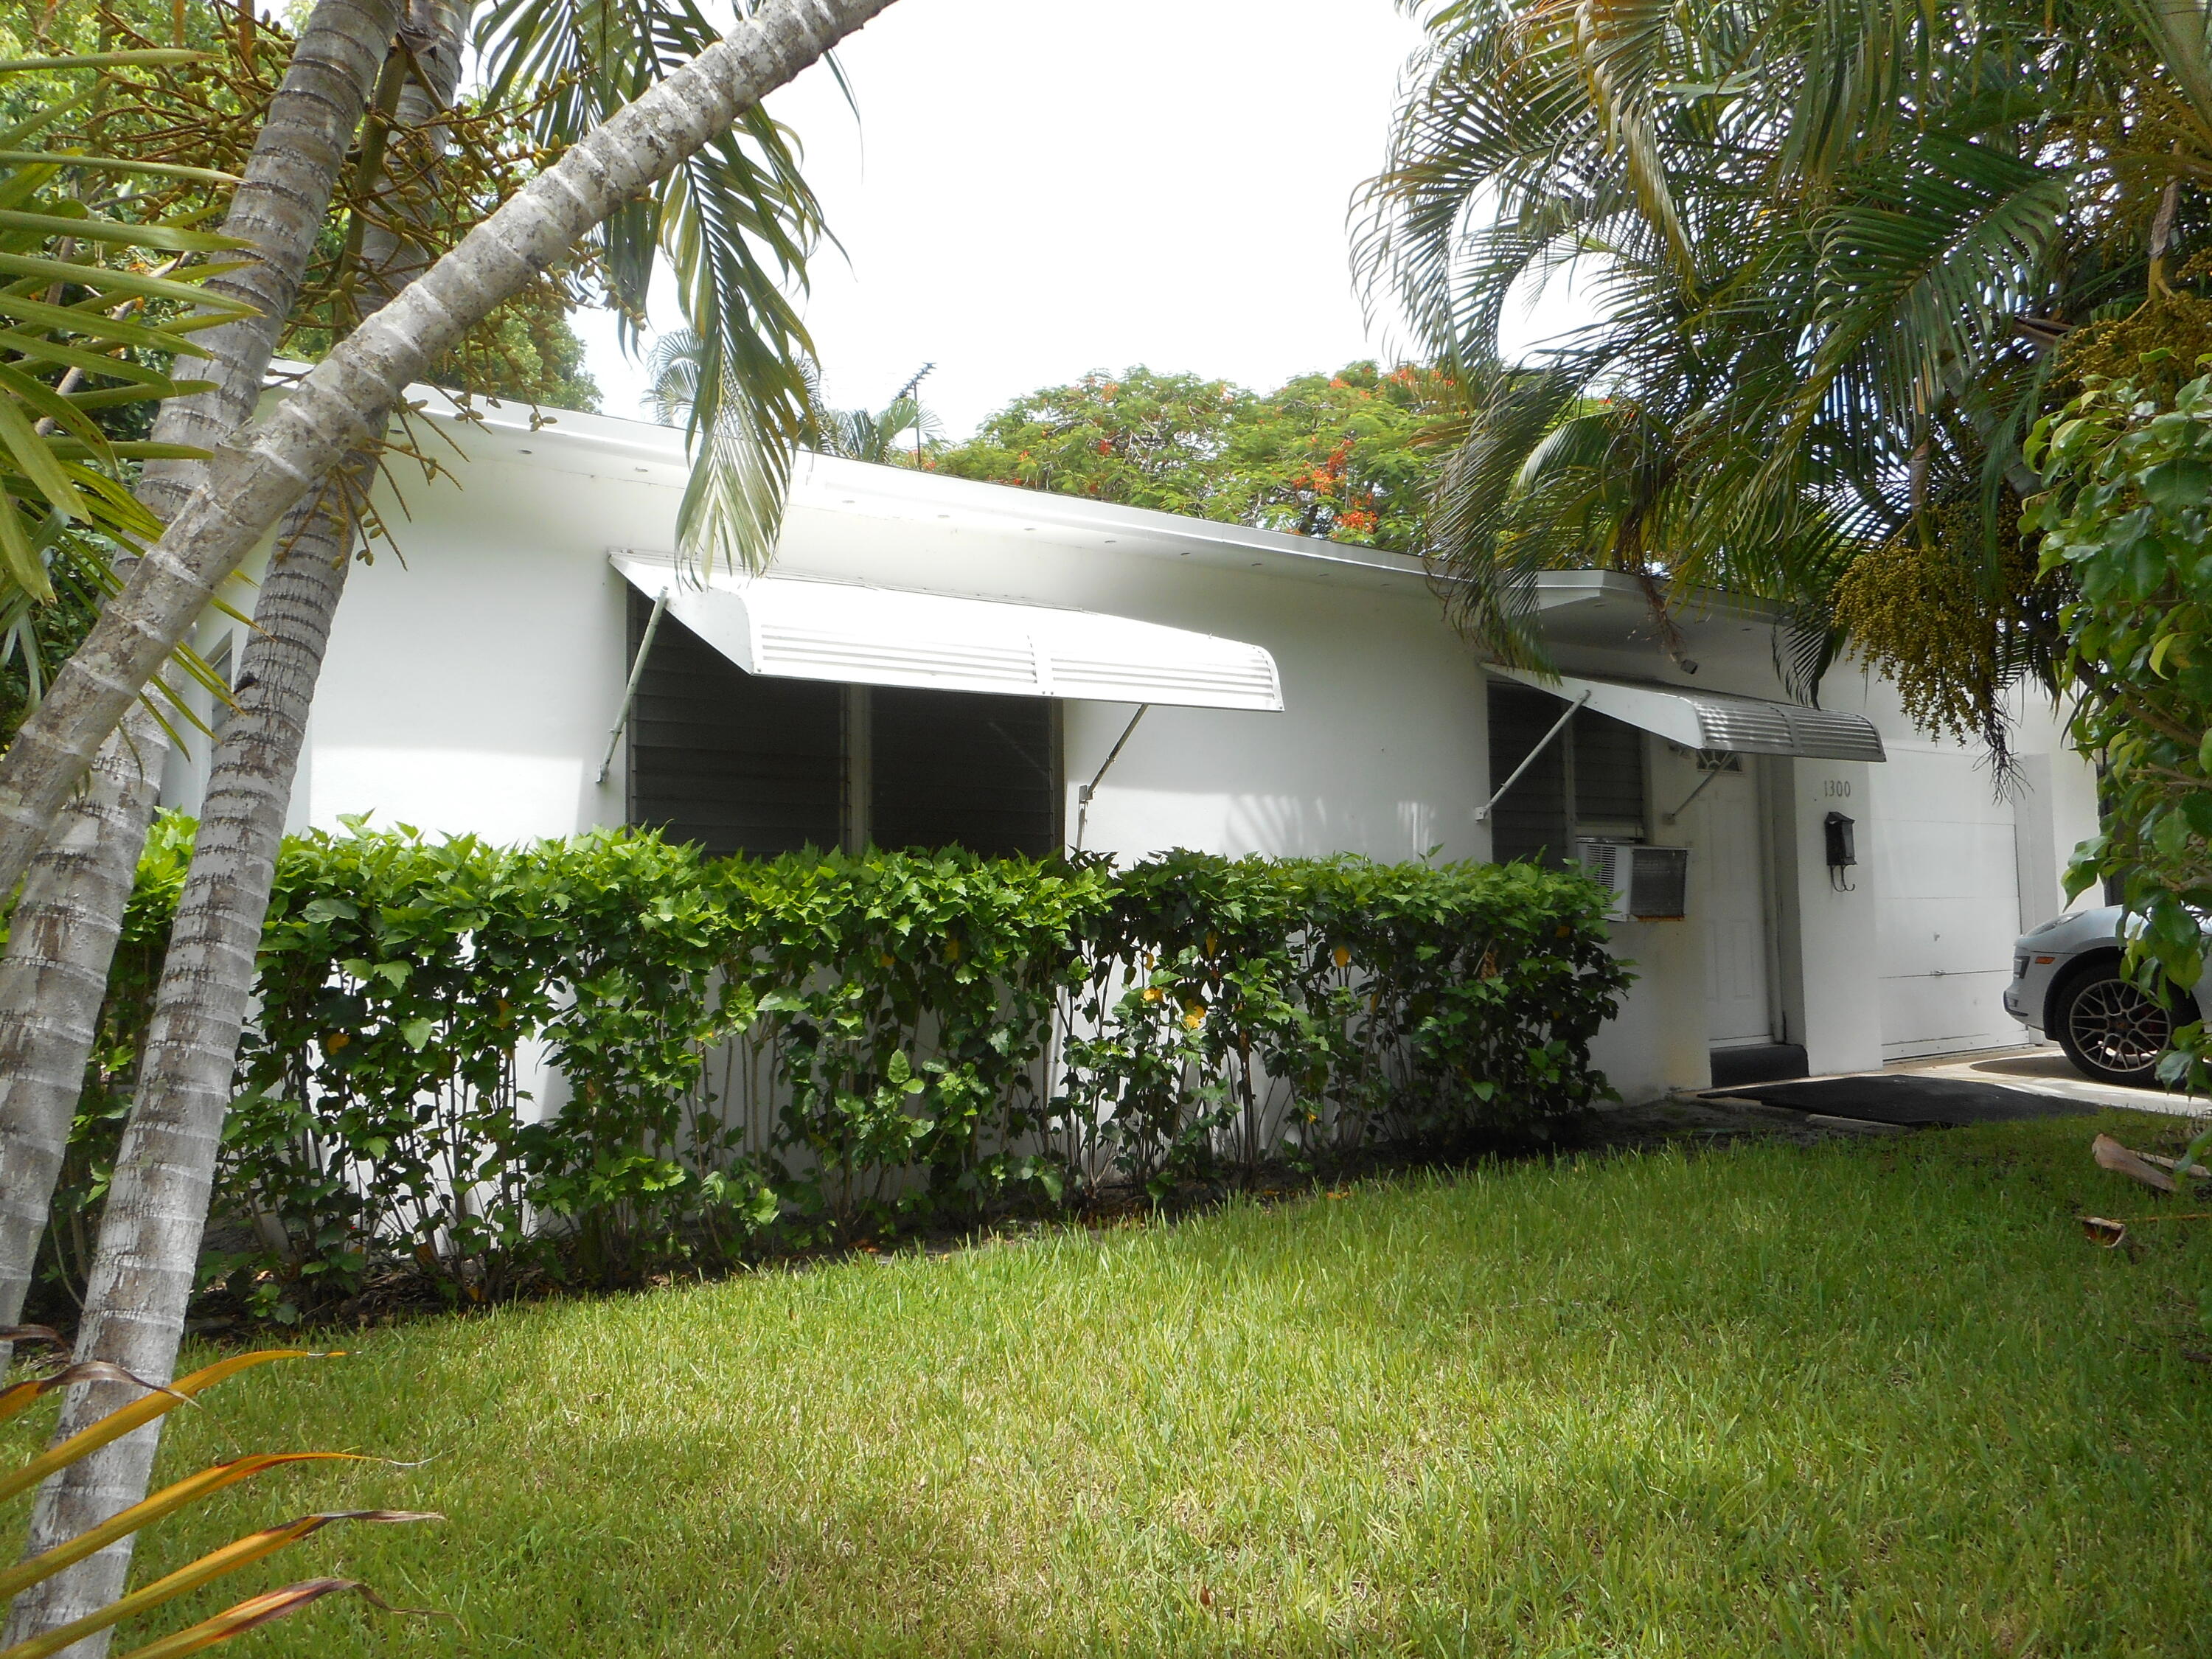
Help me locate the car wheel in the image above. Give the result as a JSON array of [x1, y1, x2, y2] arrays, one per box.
[[2053, 962, 2178, 1086]]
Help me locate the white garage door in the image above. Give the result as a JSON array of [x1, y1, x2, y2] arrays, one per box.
[[1872, 750, 2024, 1059]]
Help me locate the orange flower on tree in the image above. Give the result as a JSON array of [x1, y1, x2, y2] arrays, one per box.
[[928, 361, 1428, 556]]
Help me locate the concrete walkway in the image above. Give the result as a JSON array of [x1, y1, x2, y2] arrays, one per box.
[[1886, 1043, 2209, 1122]]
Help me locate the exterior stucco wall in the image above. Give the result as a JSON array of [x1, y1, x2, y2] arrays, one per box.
[[305, 412, 1494, 868], [1816, 665, 2104, 1063], [1548, 605, 2104, 1093], [189, 397, 2109, 1109]]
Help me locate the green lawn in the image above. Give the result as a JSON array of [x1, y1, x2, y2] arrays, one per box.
[[50, 1110, 2212, 1657]]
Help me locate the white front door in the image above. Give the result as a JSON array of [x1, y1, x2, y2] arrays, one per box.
[[1693, 763, 1773, 1046]]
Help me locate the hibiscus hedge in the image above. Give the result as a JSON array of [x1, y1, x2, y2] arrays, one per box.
[[74, 823, 1630, 1316]]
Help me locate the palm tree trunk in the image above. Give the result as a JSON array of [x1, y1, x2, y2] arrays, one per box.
[[0, 0, 900, 898], [0, 706, 165, 1343], [0, 0, 404, 1357], [1, 9, 459, 1648], [134, 0, 410, 526], [1, 480, 366, 1657]]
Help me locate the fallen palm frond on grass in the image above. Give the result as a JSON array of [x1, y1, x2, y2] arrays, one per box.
[[0, 1340, 439, 1658], [2081, 1212, 2212, 1250], [2093, 1131, 2212, 1194], [2082, 1128, 2212, 1248]]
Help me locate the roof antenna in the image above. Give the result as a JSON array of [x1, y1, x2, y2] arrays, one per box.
[[894, 363, 935, 464]]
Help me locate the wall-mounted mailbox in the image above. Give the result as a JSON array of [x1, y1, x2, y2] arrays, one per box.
[[1823, 811, 1856, 871], [1823, 811, 1857, 891]]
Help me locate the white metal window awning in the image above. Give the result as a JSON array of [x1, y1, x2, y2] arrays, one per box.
[[612, 556, 1284, 711], [1489, 665, 1886, 762]]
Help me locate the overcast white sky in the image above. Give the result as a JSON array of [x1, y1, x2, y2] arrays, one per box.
[[576, 0, 1447, 436]]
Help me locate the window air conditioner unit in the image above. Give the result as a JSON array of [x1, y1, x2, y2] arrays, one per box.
[[1576, 839, 1688, 921]]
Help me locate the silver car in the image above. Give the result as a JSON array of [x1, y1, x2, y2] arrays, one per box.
[[2006, 905, 2212, 1085]]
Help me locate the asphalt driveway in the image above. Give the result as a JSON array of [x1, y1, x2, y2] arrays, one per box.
[[1889, 1045, 2207, 1121]]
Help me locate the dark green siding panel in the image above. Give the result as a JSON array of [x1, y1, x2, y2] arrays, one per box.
[[1573, 709, 1646, 825], [1486, 683, 1648, 866], [625, 589, 1060, 860]]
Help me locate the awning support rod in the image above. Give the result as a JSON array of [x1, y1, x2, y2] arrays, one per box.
[[596, 587, 670, 787], [1661, 764, 1728, 825], [1071, 703, 1150, 851], [1473, 690, 1588, 823]]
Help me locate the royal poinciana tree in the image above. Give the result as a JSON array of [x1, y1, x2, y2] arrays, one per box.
[[932, 362, 1440, 554], [0, 0, 900, 1649]]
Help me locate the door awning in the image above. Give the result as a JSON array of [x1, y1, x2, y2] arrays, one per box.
[[613, 556, 1284, 711], [1489, 665, 1885, 762]]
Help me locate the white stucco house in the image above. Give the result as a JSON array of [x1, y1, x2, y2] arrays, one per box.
[[167, 386, 2104, 1105]]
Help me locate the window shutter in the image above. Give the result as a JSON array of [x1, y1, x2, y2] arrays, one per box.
[[1571, 708, 1646, 835], [625, 591, 1062, 859], [1486, 682, 1571, 864], [625, 589, 844, 856], [871, 687, 1059, 858]]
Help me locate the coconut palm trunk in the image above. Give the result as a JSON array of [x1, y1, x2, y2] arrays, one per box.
[[0, 0, 902, 899], [0, 0, 406, 1354]]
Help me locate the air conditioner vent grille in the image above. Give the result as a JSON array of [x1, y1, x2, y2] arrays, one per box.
[[1576, 839, 1688, 920]]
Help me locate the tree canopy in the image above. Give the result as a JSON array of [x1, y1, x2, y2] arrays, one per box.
[[2026, 367, 2212, 1094], [1360, 0, 2212, 750], [929, 363, 1441, 554], [1360, 0, 2212, 1096]]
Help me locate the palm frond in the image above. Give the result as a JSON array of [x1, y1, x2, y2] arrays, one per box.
[[1364, 0, 2176, 742], [0, 53, 251, 608], [474, 0, 829, 576]]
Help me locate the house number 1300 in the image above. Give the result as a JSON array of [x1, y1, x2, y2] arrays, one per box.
[[1823, 779, 1851, 799]]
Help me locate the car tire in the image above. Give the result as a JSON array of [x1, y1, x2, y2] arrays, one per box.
[[2053, 961, 2180, 1087]]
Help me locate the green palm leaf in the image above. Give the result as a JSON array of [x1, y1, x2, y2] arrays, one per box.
[[1370, 0, 2173, 751], [0, 46, 248, 764], [476, 0, 828, 576]]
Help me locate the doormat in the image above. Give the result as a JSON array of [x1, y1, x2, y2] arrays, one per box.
[[1705, 1074, 2096, 1127]]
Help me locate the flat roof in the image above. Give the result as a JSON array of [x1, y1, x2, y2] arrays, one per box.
[[1532, 568, 1784, 640], [266, 367, 1789, 625], [363, 377, 1439, 595]]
